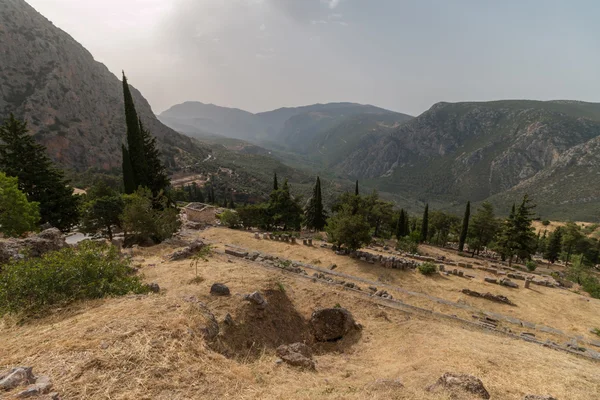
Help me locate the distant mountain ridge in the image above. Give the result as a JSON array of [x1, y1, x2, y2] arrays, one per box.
[[0, 0, 208, 172], [158, 101, 413, 149]]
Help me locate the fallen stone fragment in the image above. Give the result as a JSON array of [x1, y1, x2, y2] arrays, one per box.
[[426, 372, 490, 399], [16, 375, 53, 398], [0, 367, 35, 391], [210, 283, 230, 296], [276, 343, 315, 370], [167, 240, 206, 261], [310, 307, 359, 342], [243, 291, 267, 309], [524, 396, 557, 400]]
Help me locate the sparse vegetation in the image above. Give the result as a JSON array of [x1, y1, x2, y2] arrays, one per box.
[[0, 172, 40, 237], [0, 242, 148, 315], [219, 209, 241, 228], [526, 260, 537, 272], [418, 262, 437, 276]]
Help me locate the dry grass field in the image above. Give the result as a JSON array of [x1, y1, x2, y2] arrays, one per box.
[[2, 227, 600, 399]]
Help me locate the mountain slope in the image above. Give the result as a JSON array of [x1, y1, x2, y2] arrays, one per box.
[[159, 101, 413, 150], [0, 0, 208, 172], [335, 100, 600, 219]]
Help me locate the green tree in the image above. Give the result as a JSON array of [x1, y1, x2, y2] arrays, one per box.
[[466, 202, 500, 256], [268, 179, 303, 230], [355, 180, 359, 196], [121, 145, 135, 194], [0, 172, 40, 237], [0, 114, 79, 231], [122, 188, 181, 244], [458, 201, 470, 252], [121, 74, 169, 198], [80, 182, 124, 240], [305, 176, 328, 231], [429, 210, 460, 247], [237, 203, 271, 230], [273, 172, 279, 191], [496, 196, 537, 265], [396, 209, 406, 239], [220, 210, 240, 228], [364, 190, 394, 238], [326, 204, 371, 251], [420, 204, 429, 243], [561, 222, 585, 263], [544, 227, 563, 263]]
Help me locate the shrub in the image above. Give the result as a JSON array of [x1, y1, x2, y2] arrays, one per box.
[[0, 241, 148, 315], [417, 262, 437, 276], [219, 210, 240, 228], [526, 260, 537, 272], [592, 328, 600, 337], [542, 220, 551, 226], [0, 172, 40, 237], [397, 237, 419, 254], [313, 232, 324, 241]]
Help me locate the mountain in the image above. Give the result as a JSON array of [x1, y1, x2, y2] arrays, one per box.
[[159, 101, 413, 150], [0, 0, 208, 172], [333, 100, 600, 219]]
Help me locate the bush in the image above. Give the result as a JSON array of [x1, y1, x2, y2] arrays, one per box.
[[0, 241, 148, 315], [122, 188, 181, 245], [397, 237, 419, 254], [417, 262, 437, 276], [0, 172, 40, 237], [219, 210, 240, 228], [542, 220, 551, 226], [313, 232, 324, 241], [526, 260, 537, 272]]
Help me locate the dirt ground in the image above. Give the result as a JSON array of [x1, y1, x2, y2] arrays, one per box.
[[2, 229, 600, 399]]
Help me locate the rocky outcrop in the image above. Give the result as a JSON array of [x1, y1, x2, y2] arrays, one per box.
[[167, 240, 207, 261], [0, 228, 66, 265], [0, 0, 208, 172], [427, 372, 490, 399], [310, 308, 359, 342]]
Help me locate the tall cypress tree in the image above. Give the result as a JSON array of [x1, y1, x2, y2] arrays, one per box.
[[544, 227, 563, 263], [0, 114, 79, 231], [122, 145, 135, 194], [458, 201, 470, 251], [355, 180, 359, 196], [122, 72, 147, 188], [396, 209, 406, 239], [305, 176, 327, 231], [273, 172, 279, 191], [420, 204, 429, 243], [405, 211, 410, 235], [140, 119, 169, 196]]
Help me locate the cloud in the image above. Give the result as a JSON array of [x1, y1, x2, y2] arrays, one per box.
[[259, 23, 267, 31], [310, 19, 328, 25], [322, 0, 342, 9]]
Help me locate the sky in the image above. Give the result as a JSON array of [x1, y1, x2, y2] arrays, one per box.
[[26, 0, 600, 116]]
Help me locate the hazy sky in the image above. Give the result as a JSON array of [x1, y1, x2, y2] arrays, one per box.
[[27, 0, 600, 116]]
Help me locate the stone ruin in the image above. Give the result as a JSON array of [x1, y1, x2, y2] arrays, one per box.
[[350, 250, 419, 270]]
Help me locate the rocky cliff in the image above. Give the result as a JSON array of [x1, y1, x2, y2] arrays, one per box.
[[0, 0, 208, 172]]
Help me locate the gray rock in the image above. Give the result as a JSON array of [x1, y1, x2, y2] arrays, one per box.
[[0, 229, 66, 265], [276, 343, 315, 370], [16, 375, 53, 398], [328, 264, 338, 270], [147, 283, 160, 293], [167, 240, 207, 261], [524, 396, 557, 400], [0, 367, 35, 390], [243, 291, 267, 309], [427, 372, 490, 399], [210, 283, 230, 296], [310, 308, 359, 342]]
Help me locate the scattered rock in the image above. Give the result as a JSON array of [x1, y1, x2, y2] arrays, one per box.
[[16, 374, 53, 398], [0, 367, 35, 390], [524, 396, 557, 400], [243, 291, 268, 309], [210, 283, 230, 296], [276, 342, 314, 370], [0, 229, 66, 265], [167, 240, 206, 261], [328, 264, 337, 270], [146, 283, 160, 293], [484, 277, 497, 284], [500, 278, 519, 288], [427, 372, 490, 399], [223, 313, 234, 325], [310, 308, 359, 342]]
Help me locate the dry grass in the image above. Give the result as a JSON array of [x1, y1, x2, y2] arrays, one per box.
[[203, 228, 600, 342], [2, 229, 600, 399], [532, 220, 599, 237]]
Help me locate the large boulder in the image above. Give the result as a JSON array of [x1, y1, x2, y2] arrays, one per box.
[[427, 372, 490, 399], [276, 343, 315, 370], [310, 308, 359, 342], [0, 228, 66, 265], [210, 283, 230, 296]]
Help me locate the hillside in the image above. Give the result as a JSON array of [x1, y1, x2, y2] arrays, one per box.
[[3, 228, 600, 399], [333, 100, 600, 219], [0, 0, 209, 172], [159, 101, 413, 151]]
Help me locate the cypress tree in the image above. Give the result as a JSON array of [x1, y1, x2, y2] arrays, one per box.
[[420, 204, 429, 243], [355, 180, 359, 196], [122, 145, 136, 194], [273, 172, 279, 191], [405, 211, 410, 235], [122, 73, 147, 188], [0, 114, 79, 231], [458, 201, 470, 251], [396, 209, 406, 239], [140, 119, 169, 196], [305, 176, 327, 231]]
